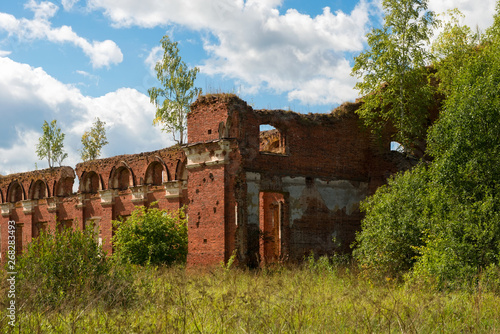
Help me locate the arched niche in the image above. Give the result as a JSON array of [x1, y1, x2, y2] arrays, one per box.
[[109, 164, 135, 190], [145, 160, 168, 185], [54, 177, 74, 197], [7, 181, 24, 203], [80, 171, 101, 193], [29, 179, 49, 200], [175, 159, 188, 181]]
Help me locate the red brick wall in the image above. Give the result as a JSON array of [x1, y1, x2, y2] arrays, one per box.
[[0, 147, 188, 259], [186, 163, 227, 265], [0, 94, 413, 267]]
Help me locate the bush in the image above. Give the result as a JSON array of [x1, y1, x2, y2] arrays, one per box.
[[353, 165, 436, 278], [112, 205, 188, 266], [15, 225, 111, 308]]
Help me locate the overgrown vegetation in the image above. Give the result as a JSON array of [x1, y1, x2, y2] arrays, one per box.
[[13, 226, 133, 310], [35, 119, 67, 168], [352, 0, 437, 155], [80, 117, 109, 162], [112, 205, 188, 266], [354, 1, 500, 288], [2, 256, 500, 333]]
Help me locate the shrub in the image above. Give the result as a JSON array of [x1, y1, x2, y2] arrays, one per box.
[[15, 225, 110, 308], [112, 205, 188, 266]]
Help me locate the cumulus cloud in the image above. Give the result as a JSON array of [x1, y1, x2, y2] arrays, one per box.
[[88, 0, 499, 106], [0, 57, 173, 175], [0, 0, 122, 68], [88, 0, 372, 105], [428, 0, 496, 32]]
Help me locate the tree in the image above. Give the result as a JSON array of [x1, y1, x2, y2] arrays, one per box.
[[351, 0, 437, 155], [354, 5, 500, 289], [36, 120, 67, 168], [431, 9, 480, 96], [112, 205, 188, 266], [80, 117, 109, 161], [148, 35, 201, 145]]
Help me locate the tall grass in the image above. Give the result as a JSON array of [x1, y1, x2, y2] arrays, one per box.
[[1, 258, 500, 333]]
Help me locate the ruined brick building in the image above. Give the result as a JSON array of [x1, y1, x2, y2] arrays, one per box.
[[0, 94, 406, 266]]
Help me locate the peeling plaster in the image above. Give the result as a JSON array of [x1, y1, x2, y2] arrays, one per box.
[[282, 176, 368, 225], [246, 172, 260, 226], [316, 179, 368, 215]]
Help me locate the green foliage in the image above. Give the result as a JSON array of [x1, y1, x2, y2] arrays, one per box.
[[15, 226, 109, 308], [353, 165, 435, 277], [148, 35, 201, 145], [355, 5, 500, 288], [352, 0, 437, 153], [35, 119, 67, 168], [431, 9, 480, 95], [112, 205, 188, 266], [80, 117, 108, 161]]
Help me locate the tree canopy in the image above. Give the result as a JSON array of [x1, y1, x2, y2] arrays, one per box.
[[80, 117, 109, 161], [351, 0, 437, 155], [148, 35, 201, 145], [35, 120, 67, 168]]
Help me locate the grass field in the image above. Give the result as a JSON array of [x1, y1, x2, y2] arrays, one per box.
[[1, 258, 500, 333]]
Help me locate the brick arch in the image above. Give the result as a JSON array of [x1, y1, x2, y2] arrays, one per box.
[[145, 157, 169, 185], [54, 177, 74, 197], [109, 162, 135, 190], [175, 159, 188, 181], [79, 171, 102, 193], [28, 179, 49, 199], [0, 188, 4, 203], [7, 180, 25, 203]]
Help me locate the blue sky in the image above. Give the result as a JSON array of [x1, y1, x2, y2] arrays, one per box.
[[0, 0, 496, 175]]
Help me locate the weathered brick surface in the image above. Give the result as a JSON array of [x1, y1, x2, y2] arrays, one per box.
[[0, 94, 413, 267]]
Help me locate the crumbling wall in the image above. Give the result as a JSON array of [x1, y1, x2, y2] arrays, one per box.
[[0, 147, 187, 257], [1, 93, 407, 267], [186, 94, 402, 266]]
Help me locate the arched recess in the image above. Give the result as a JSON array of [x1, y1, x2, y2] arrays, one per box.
[[54, 177, 74, 197], [109, 163, 135, 190], [7, 181, 24, 203], [0, 189, 4, 203], [80, 171, 101, 193], [145, 159, 169, 185], [175, 159, 188, 181], [29, 179, 49, 200]]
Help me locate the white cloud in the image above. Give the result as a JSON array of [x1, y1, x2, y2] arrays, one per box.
[[61, 0, 81, 11], [428, 0, 496, 32], [0, 0, 123, 68], [0, 57, 173, 175], [25, 0, 58, 20], [88, 0, 499, 106], [88, 0, 373, 105], [0, 127, 40, 175], [145, 45, 163, 75]]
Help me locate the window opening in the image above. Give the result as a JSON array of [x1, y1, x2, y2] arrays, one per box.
[[259, 124, 287, 155]]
